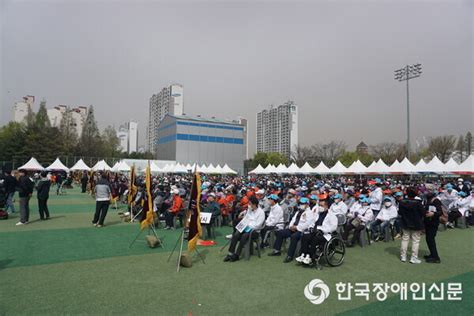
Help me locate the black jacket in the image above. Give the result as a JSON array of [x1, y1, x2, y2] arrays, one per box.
[[398, 198, 425, 231], [424, 197, 443, 227], [18, 175, 34, 198], [4, 175, 17, 194], [37, 179, 51, 200]]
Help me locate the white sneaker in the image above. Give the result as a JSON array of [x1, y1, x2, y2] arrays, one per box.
[[410, 257, 422, 264], [295, 254, 305, 263], [225, 234, 233, 240], [15, 221, 25, 226], [400, 255, 406, 262], [303, 254, 312, 265]]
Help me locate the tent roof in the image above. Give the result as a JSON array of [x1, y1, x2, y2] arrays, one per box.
[[456, 155, 474, 175], [249, 164, 264, 174], [346, 160, 367, 174], [286, 163, 301, 174], [366, 159, 390, 174], [70, 159, 90, 171], [46, 158, 69, 172], [329, 161, 348, 174], [18, 157, 44, 171], [313, 162, 330, 174], [299, 162, 314, 174], [425, 156, 445, 173], [222, 164, 237, 174], [443, 158, 460, 173], [92, 160, 111, 171]]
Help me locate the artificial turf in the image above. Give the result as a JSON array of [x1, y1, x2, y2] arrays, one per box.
[[0, 187, 472, 315]]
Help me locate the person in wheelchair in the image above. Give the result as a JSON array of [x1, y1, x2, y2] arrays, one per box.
[[296, 195, 338, 265]]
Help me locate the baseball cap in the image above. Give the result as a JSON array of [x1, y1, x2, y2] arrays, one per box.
[[299, 197, 309, 204]]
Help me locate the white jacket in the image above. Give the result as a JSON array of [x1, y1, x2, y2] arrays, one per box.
[[329, 201, 348, 216], [311, 210, 338, 241], [347, 201, 362, 218], [369, 188, 383, 211], [357, 206, 374, 224], [289, 207, 317, 233], [376, 205, 398, 221], [265, 203, 284, 229], [452, 197, 472, 216], [242, 206, 265, 230]]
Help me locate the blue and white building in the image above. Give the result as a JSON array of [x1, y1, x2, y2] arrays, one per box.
[[156, 114, 246, 174]]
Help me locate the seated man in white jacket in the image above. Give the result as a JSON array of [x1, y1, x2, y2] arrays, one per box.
[[342, 196, 374, 247], [224, 195, 265, 262], [268, 197, 317, 263], [370, 196, 398, 241], [296, 195, 338, 265], [260, 194, 284, 248], [447, 191, 471, 228], [329, 193, 348, 216]]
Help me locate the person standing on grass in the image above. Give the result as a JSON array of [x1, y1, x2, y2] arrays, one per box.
[[92, 173, 112, 227], [423, 190, 443, 263], [398, 187, 425, 264], [17, 169, 34, 226], [36, 171, 51, 220], [3, 168, 17, 214], [81, 171, 88, 193]]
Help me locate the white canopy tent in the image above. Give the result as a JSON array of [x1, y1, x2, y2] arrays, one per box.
[[172, 163, 189, 173], [346, 160, 367, 174], [92, 160, 112, 171], [443, 158, 460, 174], [249, 164, 265, 174], [222, 164, 238, 174], [70, 159, 90, 171], [149, 161, 162, 173], [114, 160, 131, 172], [424, 156, 446, 174], [456, 155, 474, 175], [18, 157, 44, 171], [299, 162, 314, 174], [274, 163, 288, 174], [313, 162, 330, 175], [414, 159, 429, 173], [389, 158, 415, 174], [329, 161, 348, 174], [366, 159, 390, 174], [46, 158, 69, 172], [286, 163, 301, 174]]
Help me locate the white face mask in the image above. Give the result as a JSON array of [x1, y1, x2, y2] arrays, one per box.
[[318, 207, 326, 213], [384, 202, 392, 208], [299, 205, 307, 210]]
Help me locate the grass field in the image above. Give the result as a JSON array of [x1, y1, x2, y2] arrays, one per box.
[[0, 187, 473, 315]]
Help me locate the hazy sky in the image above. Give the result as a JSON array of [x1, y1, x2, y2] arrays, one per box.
[[1, 0, 472, 155]]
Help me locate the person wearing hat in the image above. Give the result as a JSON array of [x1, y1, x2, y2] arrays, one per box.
[[455, 178, 470, 194], [369, 179, 383, 217], [329, 193, 348, 216], [16, 169, 34, 226], [370, 197, 398, 242], [260, 194, 284, 248], [164, 188, 183, 229], [202, 192, 221, 238], [447, 191, 471, 228], [36, 171, 51, 220], [423, 190, 443, 263], [342, 197, 373, 247], [296, 194, 338, 265], [439, 184, 458, 210], [224, 195, 265, 262], [268, 197, 317, 263]]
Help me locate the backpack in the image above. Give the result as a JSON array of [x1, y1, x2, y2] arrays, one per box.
[[435, 197, 448, 224]]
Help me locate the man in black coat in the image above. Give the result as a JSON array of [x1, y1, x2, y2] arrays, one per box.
[[81, 171, 88, 193], [17, 169, 34, 225], [398, 187, 425, 264], [37, 171, 51, 220], [424, 191, 443, 263]]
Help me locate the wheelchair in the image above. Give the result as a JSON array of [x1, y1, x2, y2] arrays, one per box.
[[311, 232, 346, 269]]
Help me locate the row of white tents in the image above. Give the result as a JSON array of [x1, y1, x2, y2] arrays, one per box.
[[17, 158, 238, 174], [249, 155, 474, 175]]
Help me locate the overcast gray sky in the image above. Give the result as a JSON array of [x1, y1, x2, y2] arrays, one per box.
[[1, 0, 472, 155]]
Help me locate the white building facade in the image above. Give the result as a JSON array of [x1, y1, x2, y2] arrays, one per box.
[[128, 121, 138, 154], [13, 95, 35, 123], [147, 84, 184, 154], [256, 101, 298, 159]]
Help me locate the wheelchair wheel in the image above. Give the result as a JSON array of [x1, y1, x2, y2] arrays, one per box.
[[324, 236, 345, 267]]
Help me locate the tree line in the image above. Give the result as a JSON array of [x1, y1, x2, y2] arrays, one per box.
[[0, 102, 153, 168], [246, 133, 472, 169]]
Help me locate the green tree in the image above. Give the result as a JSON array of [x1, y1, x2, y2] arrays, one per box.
[[338, 151, 374, 167], [0, 122, 27, 163], [101, 125, 120, 157], [59, 108, 79, 155], [77, 106, 102, 157], [427, 135, 456, 163], [35, 100, 51, 128]]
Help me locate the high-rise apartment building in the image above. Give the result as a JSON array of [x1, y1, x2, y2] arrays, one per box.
[[128, 121, 138, 154], [13, 95, 35, 123], [147, 84, 184, 154], [256, 101, 298, 159]]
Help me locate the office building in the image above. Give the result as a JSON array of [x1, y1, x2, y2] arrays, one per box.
[[13, 95, 35, 123], [128, 121, 138, 154], [156, 114, 245, 174], [256, 101, 298, 159], [147, 84, 184, 154], [117, 124, 129, 153]]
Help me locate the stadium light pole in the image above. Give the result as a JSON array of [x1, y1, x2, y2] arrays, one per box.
[[394, 63, 422, 160]]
